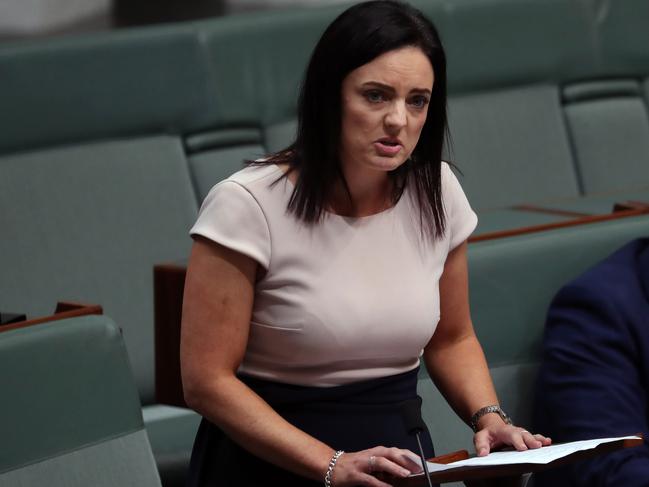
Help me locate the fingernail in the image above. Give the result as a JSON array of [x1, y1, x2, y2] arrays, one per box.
[[401, 469, 411, 477]]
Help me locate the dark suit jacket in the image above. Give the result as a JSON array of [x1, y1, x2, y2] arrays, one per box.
[[534, 238, 649, 487]]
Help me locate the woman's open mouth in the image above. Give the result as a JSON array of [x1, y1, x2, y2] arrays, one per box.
[[374, 140, 402, 156]]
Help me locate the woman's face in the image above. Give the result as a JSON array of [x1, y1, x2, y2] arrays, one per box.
[[339, 46, 434, 175]]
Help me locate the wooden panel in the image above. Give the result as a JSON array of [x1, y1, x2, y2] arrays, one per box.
[[154, 263, 188, 407]]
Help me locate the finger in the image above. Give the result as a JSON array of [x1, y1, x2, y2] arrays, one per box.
[[382, 448, 423, 473], [473, 430, 491, 457], [372, 456, 412, 478], [510, 432, 528, 451], [534, 434, 552, 446], [522, 431, 543, 449], [402, 452, 424, 473]]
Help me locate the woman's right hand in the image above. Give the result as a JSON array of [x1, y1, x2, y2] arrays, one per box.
[[332, 447, 423, 487]]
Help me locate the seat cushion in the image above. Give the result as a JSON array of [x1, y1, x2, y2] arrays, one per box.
[[143, 405, 202, 487], [563, 80, 649, 194], [0, 430, 161, 487]]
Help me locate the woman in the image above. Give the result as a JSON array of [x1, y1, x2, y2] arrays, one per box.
[[181, 2, 550, 486]]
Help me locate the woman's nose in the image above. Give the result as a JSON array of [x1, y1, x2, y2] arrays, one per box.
[[384, 101, 407, 130]]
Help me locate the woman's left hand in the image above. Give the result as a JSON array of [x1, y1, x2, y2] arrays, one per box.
[[473, 416, 552, 457]]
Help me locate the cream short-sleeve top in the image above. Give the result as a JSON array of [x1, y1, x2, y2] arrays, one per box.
[[190, 163, 477, 387]]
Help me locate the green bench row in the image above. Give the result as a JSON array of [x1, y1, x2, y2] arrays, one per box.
[[1, 0, 648, 485]]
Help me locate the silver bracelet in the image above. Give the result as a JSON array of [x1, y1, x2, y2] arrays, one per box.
[[324, 450, 344, 487]]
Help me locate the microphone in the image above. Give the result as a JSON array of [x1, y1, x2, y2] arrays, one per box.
[[401, 397, 434, 487]]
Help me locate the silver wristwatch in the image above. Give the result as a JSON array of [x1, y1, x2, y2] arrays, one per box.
[[470, 405, 513, 432]]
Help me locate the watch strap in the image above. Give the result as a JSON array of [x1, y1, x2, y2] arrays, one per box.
[[470, 405, 513, 432]]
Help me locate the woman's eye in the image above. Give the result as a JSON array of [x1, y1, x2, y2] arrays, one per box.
[[409, 96, 430, 109], [365, 90, 385, 103]]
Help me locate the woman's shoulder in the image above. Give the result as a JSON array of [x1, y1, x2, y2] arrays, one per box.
[[225, 163, 284, 190], [440, 160, 454, 179], [202, 162, 292, 217]]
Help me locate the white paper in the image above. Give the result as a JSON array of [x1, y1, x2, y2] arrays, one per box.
[[411, 435, 641, 476]]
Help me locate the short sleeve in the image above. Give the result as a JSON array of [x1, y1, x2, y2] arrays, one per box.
[[190, 181, 271, 269], [442, 163, 478, 249]]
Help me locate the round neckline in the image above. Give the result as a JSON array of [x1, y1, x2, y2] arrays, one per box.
[[272, 164, 405, 220]]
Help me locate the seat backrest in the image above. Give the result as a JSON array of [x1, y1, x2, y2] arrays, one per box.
[[0, 25, 216, 155], [562, 80, 649, 194], [562, 0, 649, 195], [0, 315, 161, 486]]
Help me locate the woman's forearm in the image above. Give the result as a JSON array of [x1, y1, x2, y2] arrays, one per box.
[[424, 331, 499, 425], [428, 242, 502, 428], [185, 373, 334, 481]]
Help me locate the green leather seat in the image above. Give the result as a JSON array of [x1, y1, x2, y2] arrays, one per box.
[[0, 315, 161, 486]]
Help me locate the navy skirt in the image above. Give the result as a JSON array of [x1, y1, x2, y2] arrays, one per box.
[[186, 367, 435, 486]]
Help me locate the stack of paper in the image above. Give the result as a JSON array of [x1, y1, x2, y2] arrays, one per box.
[[411, 435, 642, 476]]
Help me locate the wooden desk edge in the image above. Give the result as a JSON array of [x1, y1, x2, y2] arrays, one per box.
[[470, 208, 649, 243]]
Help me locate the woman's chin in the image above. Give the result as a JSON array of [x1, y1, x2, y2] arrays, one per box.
[[367, 155, 408, 173]]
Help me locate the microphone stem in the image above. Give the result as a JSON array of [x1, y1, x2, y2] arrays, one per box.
[[415, 432, 434, 487]]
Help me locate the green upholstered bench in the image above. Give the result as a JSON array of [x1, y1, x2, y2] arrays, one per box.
[[0, 315, 161, 487], [418, 213, 649, 486], [0, 27, 207, 486]]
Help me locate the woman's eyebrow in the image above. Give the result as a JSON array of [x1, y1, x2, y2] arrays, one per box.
[[361, 81, 431, 95]]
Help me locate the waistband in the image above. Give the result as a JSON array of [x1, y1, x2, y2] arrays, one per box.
[[239, 366, 420, 413]]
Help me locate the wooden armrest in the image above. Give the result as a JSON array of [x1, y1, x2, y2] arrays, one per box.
[[0, 301, 103, 333], [511, 204, 592, 218], [613, 200, 649, 212]]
